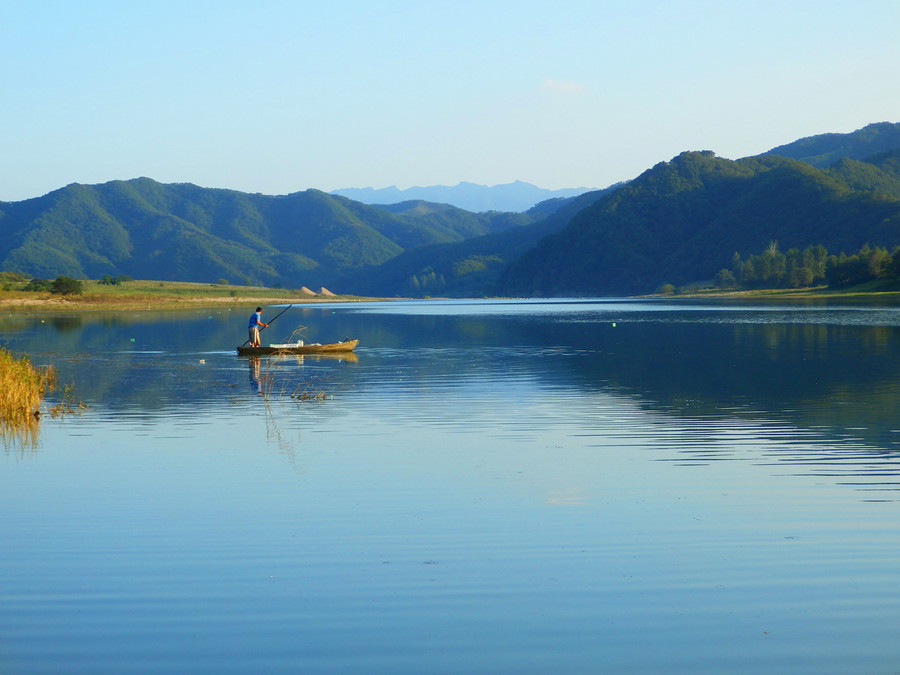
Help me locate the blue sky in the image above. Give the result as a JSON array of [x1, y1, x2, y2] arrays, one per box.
[[2, 0, 899, 202]]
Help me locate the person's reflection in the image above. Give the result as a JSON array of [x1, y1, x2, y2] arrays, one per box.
[[249, 356, 263, 395]]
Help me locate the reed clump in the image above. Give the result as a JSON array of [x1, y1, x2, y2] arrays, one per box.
[[0, 347, 56, 426]]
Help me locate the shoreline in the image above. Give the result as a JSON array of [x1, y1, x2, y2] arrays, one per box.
[[646, 286, 900, 301], [5, 283, 900, 313], [0, 280, 393, 312], [0, 294, 384, 311]]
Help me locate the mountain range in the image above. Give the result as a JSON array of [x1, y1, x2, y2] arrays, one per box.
[[331, 181, 595, 213], [0, 181, 533, 288], [494, 148, 900, 296], [2, 121, 900, 297]]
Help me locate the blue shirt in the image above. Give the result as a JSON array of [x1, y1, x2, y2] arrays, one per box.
[[248, 311, 262, 328]]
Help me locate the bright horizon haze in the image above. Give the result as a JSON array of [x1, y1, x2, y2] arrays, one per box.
[[2, 0, 899, 202]]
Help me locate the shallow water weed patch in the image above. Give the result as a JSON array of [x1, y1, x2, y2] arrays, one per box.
[[48, 383, 89, 418]]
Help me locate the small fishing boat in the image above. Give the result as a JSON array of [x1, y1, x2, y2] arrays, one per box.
[[236, 339, 358, 356]]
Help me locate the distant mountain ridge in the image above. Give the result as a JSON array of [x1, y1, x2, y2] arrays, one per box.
[[331, 180, 595, 212], [4, 122, 900, 299], [0, 179, 537, 288], [337, 123, 900, 297], [337, 187, 621, 297]]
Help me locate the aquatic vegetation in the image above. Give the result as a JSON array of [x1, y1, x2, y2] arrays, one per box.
[[290, 378, 328, 401], [0, 349, 86, 449], [0, 347, 56, 426], [0, 347, 57, 450], [48, 383, 89, 418], [251, 351, 329, 405]]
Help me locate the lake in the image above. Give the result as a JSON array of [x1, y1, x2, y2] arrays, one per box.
[[3, 298, 900, 674]]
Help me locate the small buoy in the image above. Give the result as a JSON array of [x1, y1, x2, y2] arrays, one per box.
[[130, 338, 135, 342], [199, 359, 205, 364], [612, 322, 616, 327]]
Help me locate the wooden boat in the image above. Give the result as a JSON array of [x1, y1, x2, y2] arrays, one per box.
[[237, 339, 358, 356]]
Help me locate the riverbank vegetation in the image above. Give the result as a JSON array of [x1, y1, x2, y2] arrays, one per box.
[[0, 276, 377, 311], [709, 242, 900, 292], [0, 347, 57, 446], [0, 347, 55, 424]]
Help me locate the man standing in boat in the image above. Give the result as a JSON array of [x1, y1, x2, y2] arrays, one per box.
[[248, 307, 268, 347]]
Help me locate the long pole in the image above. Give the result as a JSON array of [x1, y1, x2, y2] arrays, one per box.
[[240, 304, 293, 347]]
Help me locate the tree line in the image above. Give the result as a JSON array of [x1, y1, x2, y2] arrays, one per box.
[[712, 242, 900, 290], [0, 272, 85, 295]]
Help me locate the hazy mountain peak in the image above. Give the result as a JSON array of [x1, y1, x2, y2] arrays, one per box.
[[331, 181, 595, 213]]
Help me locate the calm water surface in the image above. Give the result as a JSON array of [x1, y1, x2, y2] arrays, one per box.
[[3, 298, 900, 673]]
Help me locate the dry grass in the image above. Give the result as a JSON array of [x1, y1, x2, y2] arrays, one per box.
[[0, 348, 88, 449], [0, 279, 385, 312], [0, 347, 56, 426]]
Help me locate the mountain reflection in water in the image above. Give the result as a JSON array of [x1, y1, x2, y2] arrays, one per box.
[[5, 299, 900, 674], [3, 300, 900, 447]]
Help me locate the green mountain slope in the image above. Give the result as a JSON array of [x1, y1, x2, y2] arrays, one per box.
[[764, 122, 900, 168], [0, 179, 537, 287], [825, 151, 900, 199], [493, 151, 900, 297], [337, 188, 618, 297], [6, 124, 900, 299]]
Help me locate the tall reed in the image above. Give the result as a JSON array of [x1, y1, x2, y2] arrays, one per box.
[[0, 347, 56, 426]]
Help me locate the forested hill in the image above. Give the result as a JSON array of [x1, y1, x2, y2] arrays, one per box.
[[0, 178, 535, 287], [763, 121, 900, 168], [5, 123, 900, 298], [336, 187, 618, 297], [493, 150, 900, 297], [343, 122, 900, 298]]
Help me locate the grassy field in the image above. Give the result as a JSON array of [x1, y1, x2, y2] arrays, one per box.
[[0, 279, 383, 311]]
